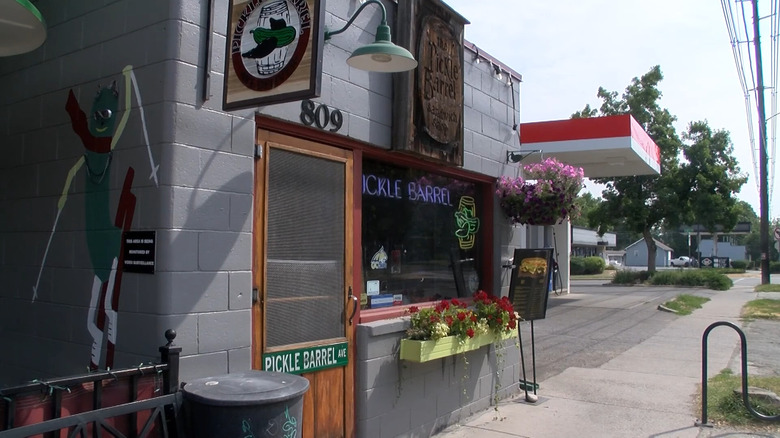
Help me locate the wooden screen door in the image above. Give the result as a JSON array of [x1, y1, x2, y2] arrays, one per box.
[[253, 130, 355, 438]]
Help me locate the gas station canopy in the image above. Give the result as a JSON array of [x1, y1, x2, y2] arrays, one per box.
[[518, 115, 661, 178]]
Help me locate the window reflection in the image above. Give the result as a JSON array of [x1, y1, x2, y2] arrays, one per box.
[[361, 160, 484, 310]]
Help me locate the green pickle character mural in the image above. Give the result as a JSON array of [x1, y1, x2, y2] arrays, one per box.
[[33, 65, 157, 370]]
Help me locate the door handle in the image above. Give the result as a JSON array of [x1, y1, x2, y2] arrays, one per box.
[[348, 287, 358, 325]]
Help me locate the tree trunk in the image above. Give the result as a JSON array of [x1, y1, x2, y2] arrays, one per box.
[[713, 232, 719, 257], [644, 229, 657, 273]]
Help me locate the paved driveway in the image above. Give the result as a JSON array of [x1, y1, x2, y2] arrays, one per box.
[[519, 281, 699, 383]]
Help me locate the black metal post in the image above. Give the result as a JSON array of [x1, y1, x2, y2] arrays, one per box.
[[696, 321, 780, 427], [517, 325, 529, 400], [531, 320, 538, 395], [159, 329, 182, 394]]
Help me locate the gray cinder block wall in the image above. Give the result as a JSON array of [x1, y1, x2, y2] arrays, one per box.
[[0, 0, 254, 383], [355, 320, 521, 437], [0, 3, 527, 432]]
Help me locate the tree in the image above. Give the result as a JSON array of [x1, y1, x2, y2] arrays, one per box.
[[575, 66, 683, 272], [571, 192, 601, 227], [678, 121, 747, 257]]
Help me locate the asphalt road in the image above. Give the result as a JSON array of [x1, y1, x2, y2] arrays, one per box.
[[517, 280, 697, 383]]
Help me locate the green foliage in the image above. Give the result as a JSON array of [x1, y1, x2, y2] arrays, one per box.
[[703, 370, 780, 425], [571, 192, 601, 228], [574, 66, 683, 272], [755, 283, 780, 292], [661, 294, 710, 315], [612, 270, 643, 284], [742, 299, 780, 320], [613, 269, 731, 290], [648, 270, 732, 290], [729, 260, 748, 270], [575, 66, 746, 272], [678, 122, 747, 235], [570, 256, 605, 275], [771, 261, 780, 273]]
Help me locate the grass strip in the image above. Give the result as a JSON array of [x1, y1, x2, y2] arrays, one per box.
[[755, 283, 780, 292], [699, 369, 780, 426], [661, 294, 709, 315], [741, 299, 780, 320]]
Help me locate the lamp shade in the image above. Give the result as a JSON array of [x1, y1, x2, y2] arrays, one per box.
[[347, 42, 417, 72], [346, 24, 417, 73], [0, 0, 47, 57]]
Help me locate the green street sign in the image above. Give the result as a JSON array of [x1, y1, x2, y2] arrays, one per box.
[[263, 341, 348, 375]]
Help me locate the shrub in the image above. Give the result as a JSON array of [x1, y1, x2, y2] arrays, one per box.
[[570, 256, 605, 275], [612, 270, 644, 284], [570, 257, 587, 275], [647, 269, 732, 290], [704, 270, 733, 290], [583, 256, 606, 274], [771, 261, 780, 273], [730, 260, 747, 270]]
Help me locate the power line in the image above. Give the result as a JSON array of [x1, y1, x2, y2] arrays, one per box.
[[721, 0, 779, 210]]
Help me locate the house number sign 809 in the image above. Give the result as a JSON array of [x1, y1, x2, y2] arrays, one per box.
[[300, 100, 343, 132]]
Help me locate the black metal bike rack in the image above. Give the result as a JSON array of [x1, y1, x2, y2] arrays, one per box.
[[696, 321, 780, 427]]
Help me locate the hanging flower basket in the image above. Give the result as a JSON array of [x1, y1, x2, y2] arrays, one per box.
[[496, 157, 584, 226], [400, 328, 517, 362]]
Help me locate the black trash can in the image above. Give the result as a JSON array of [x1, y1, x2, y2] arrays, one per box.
[[182, 370, 309, 438]]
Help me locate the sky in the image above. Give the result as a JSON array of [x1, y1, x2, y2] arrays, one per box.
[[443, 0, 780, 219]]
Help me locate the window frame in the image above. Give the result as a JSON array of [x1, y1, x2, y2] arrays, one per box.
[[356, 152, 495, 323]]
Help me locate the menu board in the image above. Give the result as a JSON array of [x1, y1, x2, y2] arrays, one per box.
[[508, 248, 554, 321]]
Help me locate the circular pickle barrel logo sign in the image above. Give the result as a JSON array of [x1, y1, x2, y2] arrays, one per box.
[[231, 0, 311, 91]]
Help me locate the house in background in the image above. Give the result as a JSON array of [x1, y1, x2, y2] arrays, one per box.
[[698, 240, 747, 262], [625, 238, 673, 267], [571, 226, 616, 259]]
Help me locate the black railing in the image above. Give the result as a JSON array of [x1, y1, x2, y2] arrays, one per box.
[[696, 321, 780, 427], [0, 329, 182, 438]]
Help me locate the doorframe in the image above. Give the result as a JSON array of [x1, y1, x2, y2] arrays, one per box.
[[253, 127, 356, 437]]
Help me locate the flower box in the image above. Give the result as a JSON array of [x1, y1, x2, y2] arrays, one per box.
[[400, 328, 518, 363]]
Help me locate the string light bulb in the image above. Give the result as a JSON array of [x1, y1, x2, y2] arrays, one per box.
[[492, 63, 502, 81]]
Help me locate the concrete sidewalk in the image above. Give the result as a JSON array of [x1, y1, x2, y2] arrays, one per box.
[[433, 282, 780, 438]]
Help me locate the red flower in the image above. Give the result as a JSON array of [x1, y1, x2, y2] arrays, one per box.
[[470, 314, 477, 322], [509, 319, 517, 329], [466, 328, 475, 338], [445, 316, 454, 326], [409, 306, 419, 314], [457, 312, 466, 321]]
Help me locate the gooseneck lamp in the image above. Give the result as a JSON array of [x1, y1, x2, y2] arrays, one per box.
[[324, 0, 417, 73], [0, 0, 47, 56]]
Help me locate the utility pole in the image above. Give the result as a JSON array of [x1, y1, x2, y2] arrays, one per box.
[[752, 0, 771, 284]]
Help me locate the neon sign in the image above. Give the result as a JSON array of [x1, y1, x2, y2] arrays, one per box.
[[455, 196, 479, 249], [362, 173, 452, 206]]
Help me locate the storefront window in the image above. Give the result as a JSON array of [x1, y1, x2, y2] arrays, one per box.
[[361, 160, 484, 310]]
